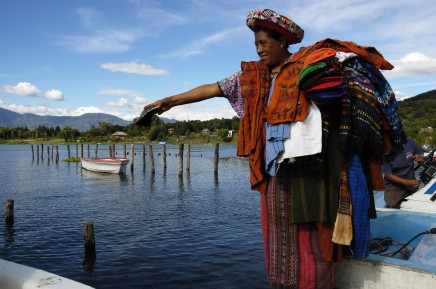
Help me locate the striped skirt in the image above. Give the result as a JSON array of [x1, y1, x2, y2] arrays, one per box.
[[261, 172, 334, 289]]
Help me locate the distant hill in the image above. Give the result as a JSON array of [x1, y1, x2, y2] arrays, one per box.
[[0, 108, 130, 131]]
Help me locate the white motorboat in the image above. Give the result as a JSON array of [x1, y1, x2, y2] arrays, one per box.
[[0, 258, 94, 289], [81, 157, 129, 174], [335, 150, 436, 288]]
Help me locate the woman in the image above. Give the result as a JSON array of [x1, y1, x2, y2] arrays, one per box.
[[142, 9, 401, 289]]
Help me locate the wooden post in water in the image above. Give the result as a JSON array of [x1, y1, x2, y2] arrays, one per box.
[[94, 143, 98, 158], [51, 144, 54, 161], [5, 199, 14, 224], [162, 145, 167, 171], [81, 144, 84, 158], [186, 144, 191, 172], [83, 221, 96, 259], [36, 145, 39, 161], [67, 144, 71, 159], [130, 144, 134, 171], [87, 144, 90, 158], [47, 146, 50, 163], [149, 145, 155, 174], [214, 143, 219, 175], [109, 145, 113, 158], [142, 145, 146, 170], [123, 144, 127, 158], [56, 146, 59, 163], [178, 144, 184, 176], [41, 144, 44, 160], [31, 145, 34, 161], [75, 144, 78, 158]]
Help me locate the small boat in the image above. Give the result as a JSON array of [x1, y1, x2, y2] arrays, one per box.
[[81, 157, 129, 174], [335, 153, 436, 288], [0, 258, 95, 289]]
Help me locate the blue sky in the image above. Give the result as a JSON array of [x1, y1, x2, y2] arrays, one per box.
[[1, 0, 436, 122]]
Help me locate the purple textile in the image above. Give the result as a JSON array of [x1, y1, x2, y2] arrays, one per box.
[[217, 72, 244, 118]]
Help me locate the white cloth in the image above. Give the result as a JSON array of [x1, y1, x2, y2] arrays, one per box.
[[277, 102, 322, 163]]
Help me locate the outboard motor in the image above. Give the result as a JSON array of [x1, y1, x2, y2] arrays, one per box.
[[417, 148, 436, 184]]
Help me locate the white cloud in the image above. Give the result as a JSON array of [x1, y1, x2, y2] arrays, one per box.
[[98, 88, 142, 98], [160, 102, 236, 121], [55, 7, 139, 54], [161, 27, 244, 59], [101, 61, 168, 75], [383, 53, 436, 78], [2, 82, 41, 96], [72, 106, 104, 116], [107, 97, 129, 108], [44, 89, 64, 101]]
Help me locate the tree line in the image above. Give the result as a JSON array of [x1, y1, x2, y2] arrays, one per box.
[[0, 116, 241, 143]]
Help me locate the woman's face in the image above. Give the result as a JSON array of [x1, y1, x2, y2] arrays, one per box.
[[254, 30, 287, 71]]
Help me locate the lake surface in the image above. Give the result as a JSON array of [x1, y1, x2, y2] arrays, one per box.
[[0, 144, 269, 289]]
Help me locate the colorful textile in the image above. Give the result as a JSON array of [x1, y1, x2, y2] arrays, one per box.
[[246, 9, 304, 45], [237, 61, 270, 193], [348, 153, 371, 258], [332, 161, 353, 245], [263, 178, 334, 289], [341, 61, 384, 156], [357, 61, 407, 149]]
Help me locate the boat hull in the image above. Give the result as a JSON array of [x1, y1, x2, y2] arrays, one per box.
[[334, 210, 436, 288], [335, 257, 436, 289], [81, 158, 129, 174], [0, 258, 94, 289]]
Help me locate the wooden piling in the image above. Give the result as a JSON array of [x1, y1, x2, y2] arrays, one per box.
[[123, 144, 127, 158], [87, 144, 90, 158], [178, 144, 184, 176], [47, 146, 50, 163], [51, 144, 54, 160], [94, 143, 98, 158], [36, 145, 39, 161], [81, 144, 84, 158], [83, 221, 96, 258], [67, 144, 71, 159], [149, 145, 155, 174], [186, 144, 191, 171], [162, 145, 167, 171], [130, 144, 134, 171], [31, 145, 34, 160], [5, 199, 14, 224], [214, 143, 219, 174], [75, 144, 78, 158], [56, 145, 59, 163], [41, 144, 44, 160]]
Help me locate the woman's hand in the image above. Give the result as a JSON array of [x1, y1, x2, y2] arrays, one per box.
[[143, 97, 172, 114]]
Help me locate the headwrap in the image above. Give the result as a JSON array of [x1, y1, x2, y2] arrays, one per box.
[[246, 9, 304, 45]]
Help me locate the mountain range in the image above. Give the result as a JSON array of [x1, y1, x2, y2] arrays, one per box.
[[0, 108, 131, 131]]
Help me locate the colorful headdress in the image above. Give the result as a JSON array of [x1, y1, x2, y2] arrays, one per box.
[[246, 9, 304, 45]]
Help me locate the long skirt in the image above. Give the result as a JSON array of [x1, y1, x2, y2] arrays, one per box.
[[261, 173, 334, 289]]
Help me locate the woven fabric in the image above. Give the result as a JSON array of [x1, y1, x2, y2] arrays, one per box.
[[332, 161, 353, 245], [246, 9, 304, 45], [348, 153, 371, 259], [341, 61, 384, 156], [262, 181, 334, 289]]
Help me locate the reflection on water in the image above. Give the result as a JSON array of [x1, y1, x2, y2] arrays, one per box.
[[0, 144, 269, 289], [80, 169, 129, 183]]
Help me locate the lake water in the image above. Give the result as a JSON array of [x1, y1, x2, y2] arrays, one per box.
[[0, 144, 269, 289]]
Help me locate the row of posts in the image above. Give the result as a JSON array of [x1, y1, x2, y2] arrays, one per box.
[[4, 199, 96, 269], [31, 143, 221, 175]]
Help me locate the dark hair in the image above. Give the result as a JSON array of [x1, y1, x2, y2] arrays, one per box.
[[253, 27, 289, 49]]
